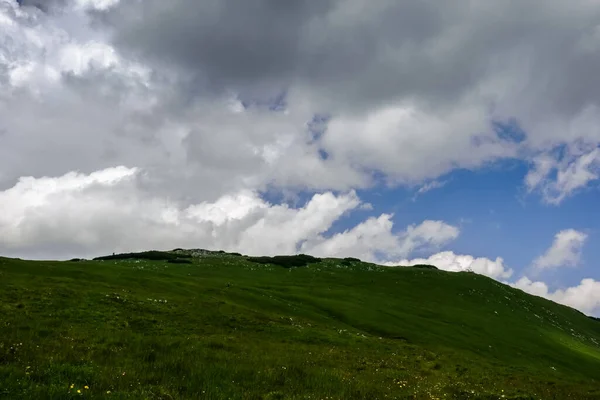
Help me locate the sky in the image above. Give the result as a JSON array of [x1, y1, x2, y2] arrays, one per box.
[[1, 0, 599, 316]]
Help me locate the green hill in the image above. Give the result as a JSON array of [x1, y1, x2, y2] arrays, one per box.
[[1, 251, 599, 399]]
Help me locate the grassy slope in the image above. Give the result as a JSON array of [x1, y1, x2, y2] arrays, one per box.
[[1, 253, 600, 399]]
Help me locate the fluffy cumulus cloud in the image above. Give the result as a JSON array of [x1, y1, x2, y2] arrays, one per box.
[[389, 251, 513, 280], [0, 167, 459, 260], [512, 277, 600, 316], [533, 229, 588, 269], [303, 218, 459, 262]]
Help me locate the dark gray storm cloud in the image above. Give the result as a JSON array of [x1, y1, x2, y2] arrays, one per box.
[[103, 0, 600, 116], [106, 1, 334, 92], [17, 0, 67, 12]]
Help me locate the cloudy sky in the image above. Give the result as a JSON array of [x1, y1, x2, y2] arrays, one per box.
[[1, 0, 599, 316]]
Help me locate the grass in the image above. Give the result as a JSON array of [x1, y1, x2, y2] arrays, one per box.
[[247, 255, 322, 268], [1, 251, 600, 399]]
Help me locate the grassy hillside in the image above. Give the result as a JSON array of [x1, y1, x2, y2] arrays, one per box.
[[1, 251, 600, 399]]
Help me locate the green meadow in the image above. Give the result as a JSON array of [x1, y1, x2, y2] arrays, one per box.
[[1, 251, 599, 399]]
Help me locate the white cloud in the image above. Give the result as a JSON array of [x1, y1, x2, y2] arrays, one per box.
[[389, 251, 513, 280], [230, 191, 361, 256], [0, 166, 457, 261], [59, 42, 120, 76], [533, 229, 588, 269], [512, 277, 600, 316], [413, 179, 448, 200], [320, 102, 517, 185], [0, 166, 361, 258], [526, 147, 600, 204], [74, 0, 120, 11], [511, 277, 550, 298], [525, 154, 556, 192], [302, 217, 459, 262], [404, 220, 460, 249]]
